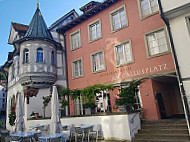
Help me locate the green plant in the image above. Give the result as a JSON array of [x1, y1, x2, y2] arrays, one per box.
[[0, 71, 6, 80], [30, 111, 35, 116], [57, 87, 70, 109], [0, 120, 4, 129], [42, 95, 52, 117], [8, 104, 16, 126], [115, 80, 142, 111]]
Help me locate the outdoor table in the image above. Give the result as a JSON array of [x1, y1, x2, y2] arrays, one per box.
[[29, 124, 45, 130], [38, 133, 68, 142], [10, 131, 41, 142]]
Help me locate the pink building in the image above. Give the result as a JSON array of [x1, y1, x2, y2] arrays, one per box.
[[58, 0, 184, 121]]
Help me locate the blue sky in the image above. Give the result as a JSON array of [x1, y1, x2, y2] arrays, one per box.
[[0, 0, 103, 66]]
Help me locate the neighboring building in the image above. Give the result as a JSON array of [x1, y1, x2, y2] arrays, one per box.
[[57, 0, 185, 120], [0, 83, 6, 118], [3, 5, 78, 130], [159, 0, 190, 130]]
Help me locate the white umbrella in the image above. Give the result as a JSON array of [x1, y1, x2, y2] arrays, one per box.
[[50, 85, 63, 134], [15, 93, 25, 132]]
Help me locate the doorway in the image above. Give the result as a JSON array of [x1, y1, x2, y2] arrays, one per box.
[[156, 92, 167, 119]]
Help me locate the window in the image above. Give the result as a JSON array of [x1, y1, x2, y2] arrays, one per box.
[[91, 51, 105, 73], [51, 51, 55, 65], [37, 48, 43, 63], [110, 6, 128, 31], [88, 19, 102, 42], [2, 99, 5, 102], [186, 17, 190, 36], [139, 0, 158, 18], [70, 30, 81, 50], [72, 58, 83, 78], [115, 40, 133, 66], [23, 48, 29, 64], [3, 93, 5, 97], [2, 104, 5, 109], [145, 28, 169, 57]]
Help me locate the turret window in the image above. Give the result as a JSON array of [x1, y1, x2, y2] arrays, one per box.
[[51, 51, 55, 65], [37, 48, 43, 63], [23, 48, 29, 64]]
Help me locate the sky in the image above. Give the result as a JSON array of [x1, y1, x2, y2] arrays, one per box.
[[0, 0, 103, 66]]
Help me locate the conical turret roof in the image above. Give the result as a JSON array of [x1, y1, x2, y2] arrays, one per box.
[[24, 7, 53, 40]]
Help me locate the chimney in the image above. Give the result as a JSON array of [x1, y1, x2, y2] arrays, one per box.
[[80, 1, 101, 14]]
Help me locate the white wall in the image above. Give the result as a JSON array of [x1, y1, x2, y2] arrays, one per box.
[[161, 0, 190, 12], [26, 113, 140, 141]]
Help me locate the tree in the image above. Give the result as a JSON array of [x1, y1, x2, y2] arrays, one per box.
[[42, 95, 51, 118], [115, 80, 142, 112], [0, 71, 6, 80]]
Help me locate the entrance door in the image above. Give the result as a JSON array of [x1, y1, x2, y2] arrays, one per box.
[[156, 92, 166, 119]]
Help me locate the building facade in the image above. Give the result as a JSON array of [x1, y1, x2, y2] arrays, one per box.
[[58, 0, 185, 121], [159, 0, 190, 131], [3, 6, 78, 130], [0, 83, 6, 118]]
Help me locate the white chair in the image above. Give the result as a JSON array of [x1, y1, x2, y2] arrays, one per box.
[[88, 124, 103, 142], [74, 127, 85, 142]]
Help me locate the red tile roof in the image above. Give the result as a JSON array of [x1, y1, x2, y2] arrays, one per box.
[[11, 22, 29, 32]]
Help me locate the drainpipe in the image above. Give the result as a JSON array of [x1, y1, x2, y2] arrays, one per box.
[[158, 0, 190, 135], [63, 33, 70, 116]]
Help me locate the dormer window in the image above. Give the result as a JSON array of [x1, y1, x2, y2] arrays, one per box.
[[51, 51, 55, 65], [23, 48, 29, 64], [37, 48, 43, 63]]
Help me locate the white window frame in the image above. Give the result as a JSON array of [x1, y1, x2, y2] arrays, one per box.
[[51, 50, 55, 65], [88, 19, 102, 42], [110, 5, 128, 32], [186, 16, 190, 36], [90, 50, 106, 73], [114, 40, 134, 67], [23, 48, 29, 64], [144, 27, 170, 58], [137, 0, 159, 19], [72, 58, 83, 79], [70, 29, 81, 51]]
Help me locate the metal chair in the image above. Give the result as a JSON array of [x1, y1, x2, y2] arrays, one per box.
[[88, 124, 103, 142], [74, 127, 85, 142]]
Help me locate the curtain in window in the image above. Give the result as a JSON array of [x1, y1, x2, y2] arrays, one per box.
[[112, 8, 127, 31], [93, 52, 104, 72], [116, 42, 132, 65], [71, 31, 81, 50], [90, 21, 101, 41], [147, 30, 168, 56]]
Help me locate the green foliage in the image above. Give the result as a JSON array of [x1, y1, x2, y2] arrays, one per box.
[[42, 95, 52, 109], [80, 84, 115, 109], [0, 71, 6, 80], [115, 80, 142, 110], [8, 105, 16, 126], [57, 87, 70, 108], [0, 120, 4, 129], [70, 89, 81, 100]]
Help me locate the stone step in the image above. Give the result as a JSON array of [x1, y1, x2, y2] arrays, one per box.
[[135, 133, 189, 140], [143, 119, 186, 125], [141, 124, 188, 129], [132, 138, 190, 142], [138, 129, 188, 135]]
